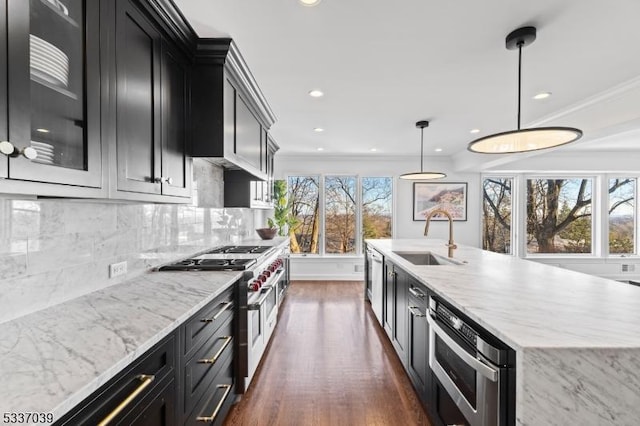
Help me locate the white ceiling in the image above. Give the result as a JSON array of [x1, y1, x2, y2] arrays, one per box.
[[174, 0, 640, 168]]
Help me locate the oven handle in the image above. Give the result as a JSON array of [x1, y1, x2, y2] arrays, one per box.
[[427, 313, 499, 382], [248, 285, 275, 310]]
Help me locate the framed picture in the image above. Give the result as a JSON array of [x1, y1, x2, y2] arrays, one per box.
[[413, 182, 468, 221]]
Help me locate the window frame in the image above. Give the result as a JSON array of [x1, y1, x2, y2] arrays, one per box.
[[481, 173, 640, 260], [605, 175, 638, 258], [522, 175, 598, 257], [287, 174, 394, 257], [480, 175, 516, 255]]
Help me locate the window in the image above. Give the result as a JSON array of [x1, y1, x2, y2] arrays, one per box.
[[288, 175, 393, 256], [609, 178, 636, 255], [362, 177, 393, 251], [482, 178, 512, 254], [526, 178, 593, 254], [288, 176, 320, 254], [325, 176, 357, 254]]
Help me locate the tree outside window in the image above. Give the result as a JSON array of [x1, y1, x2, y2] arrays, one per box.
[[325, 176, 357, 254], [609, 178, 636, 255], [288, 176, 320, 254], [482, 178, 512, 254], [362, 177, 393, 252], [526, 178, 593, 254], [287, 175, 393, 255]]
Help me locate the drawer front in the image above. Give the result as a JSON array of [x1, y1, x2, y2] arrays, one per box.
[[117, 378, 176, 426], [56, 334, 177, 425], [183, 317, 234, 415], [185, 355, 235, 426], [183, 287, 235, 358]]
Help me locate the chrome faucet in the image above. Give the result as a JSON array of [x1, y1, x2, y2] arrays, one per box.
[[424, 209, 457, 258]]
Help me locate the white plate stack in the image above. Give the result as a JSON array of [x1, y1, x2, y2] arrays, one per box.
[[30, 35, 69, 88], [31, 141, 55, 165]]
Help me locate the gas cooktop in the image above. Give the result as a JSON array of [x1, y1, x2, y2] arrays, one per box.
[[159, 258, 256, 271], [206, 245, 273, 254]]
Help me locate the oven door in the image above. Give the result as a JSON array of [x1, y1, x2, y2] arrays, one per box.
[[247, 289, 269, 380], [427, 314, 501, 426]]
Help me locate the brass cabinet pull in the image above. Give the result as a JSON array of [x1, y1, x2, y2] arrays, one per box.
[[196, 384, 233, 422], [408, 306, 426, 317], [201, 301, 233, 323], [408, 287, 425, 298], [97, 374, 155, 426], [197, 336, 232, 364]]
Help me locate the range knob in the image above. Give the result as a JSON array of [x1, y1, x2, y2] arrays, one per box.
[[452, 317, 463, 330], [269, 264, 277, 272], [249, 281, 260, 291], [264, 270, 271, 277]]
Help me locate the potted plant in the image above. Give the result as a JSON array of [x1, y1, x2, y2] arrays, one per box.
[[262, 180, 297, 238]]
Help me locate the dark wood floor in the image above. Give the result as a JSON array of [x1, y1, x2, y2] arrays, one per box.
[[224, 281, 431, 426]]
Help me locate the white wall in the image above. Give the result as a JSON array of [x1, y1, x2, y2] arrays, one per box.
[[276, 154, 481, 280]]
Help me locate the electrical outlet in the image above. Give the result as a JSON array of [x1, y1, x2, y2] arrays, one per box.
[[109, 261, 128, 278], [622, 264, 636, 273], [354, 264, 364, 272]]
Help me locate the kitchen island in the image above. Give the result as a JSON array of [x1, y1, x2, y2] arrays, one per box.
[[366, 239, 640, 426]]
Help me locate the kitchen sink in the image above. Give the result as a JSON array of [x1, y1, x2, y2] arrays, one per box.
[[392, 251, 464, 266]]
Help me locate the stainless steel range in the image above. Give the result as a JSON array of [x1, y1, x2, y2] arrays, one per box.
[[159, 243, 289, 393]]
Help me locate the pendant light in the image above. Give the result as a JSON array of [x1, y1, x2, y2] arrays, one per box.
[[400, 120, 446, 180], [467, 26, 582, 154]]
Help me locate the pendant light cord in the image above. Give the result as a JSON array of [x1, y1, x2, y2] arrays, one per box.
[[420, 127, 424, 172], [517, 42, 523, 130]]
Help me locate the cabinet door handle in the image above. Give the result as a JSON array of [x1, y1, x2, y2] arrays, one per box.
[[154, 176, 173, 185], [201, 301, 233, 323], [0, 141, 38, 160], [408, 306, 426, 317], [408, 287, 425, 298], [196, 384, 233, 422], [0, 141, 15, 156], [198, 336, 232, 365], [97, 374, 155, 426]]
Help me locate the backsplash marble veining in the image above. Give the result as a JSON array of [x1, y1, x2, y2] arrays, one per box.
[[0, 160, 271, 324]]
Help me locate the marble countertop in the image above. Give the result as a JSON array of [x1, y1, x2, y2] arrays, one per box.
[[366, 239, 640, 350], [366, 239, 640, 425], [0, 237, 289, 422]]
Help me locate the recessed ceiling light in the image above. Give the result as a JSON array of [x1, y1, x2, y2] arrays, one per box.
[[470, 129, 480, 134], [370, 148, 377, 152], [313, 128, 324, 132], [533, 91, 552, 100], [299, 0, 321, 6], [36, 128, 50, 133], [317, 147, 324, 151], [435, 148, 443, 152], [308, 89, 324, 97]]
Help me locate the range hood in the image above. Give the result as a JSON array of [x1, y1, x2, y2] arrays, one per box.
[[191, 38, 277, 181]]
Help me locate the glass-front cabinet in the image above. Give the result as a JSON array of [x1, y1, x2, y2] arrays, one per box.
[[3, 0, 101, 187]]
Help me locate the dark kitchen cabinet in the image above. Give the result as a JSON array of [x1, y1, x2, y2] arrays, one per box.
[[224, 133, 279, 209], [392, 264, 408, 365], [117, 379, 177, 426], [383, 261, 394, 336], [160, 39, 192, 198], [0, 0, 8, 179], [111, 0, 191, 200], [383, 260, 408, 366], [407, 279, 430, 405], [1, 0, 103, 192], [56, 333, 178, 425]]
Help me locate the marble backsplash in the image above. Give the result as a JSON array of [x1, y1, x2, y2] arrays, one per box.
[[0, 160, 271, 324]]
